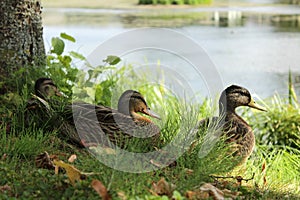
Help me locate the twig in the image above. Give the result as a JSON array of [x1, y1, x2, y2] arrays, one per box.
[[210, 173, 255, 183]]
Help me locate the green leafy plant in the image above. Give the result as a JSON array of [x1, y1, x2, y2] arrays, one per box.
[[45, 33, 124, 106], [249, 95, 300, 149], [246, 72, 300, 149], [45, 33, 80, 97]]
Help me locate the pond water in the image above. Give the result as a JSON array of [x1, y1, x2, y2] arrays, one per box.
[[43, 5, 300, 100]]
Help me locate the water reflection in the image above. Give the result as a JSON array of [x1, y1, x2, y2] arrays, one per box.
[[278, 0, 300, 4], [43, 7, 300, 30], [42, 6, 300, 98], [243, 0, 300, 4], [271, 15, 300, 31]]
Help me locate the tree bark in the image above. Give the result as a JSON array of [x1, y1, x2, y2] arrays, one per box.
[[0, 0, 45, 93]]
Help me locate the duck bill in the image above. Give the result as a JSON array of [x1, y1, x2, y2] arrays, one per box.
[[248, 98, 267, 112], [55, 90, 63, 97], [55, 88, 69, 98], [143, 108, 161, 120]]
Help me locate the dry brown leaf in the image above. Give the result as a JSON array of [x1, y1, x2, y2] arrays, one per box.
[[262, 160, 267, 186], [185, 168, 194, 175], [50, 154, 59, 160], [35, 151, 55, 170], [68, 154, 77, 163], [185, 191, 195, 199], [219, 180, 230, 188], [261, 161, 266, 172], [117, 191, 127, 200], [91, 179, 111, 200], [55, 165, 59, 175], [200, 183, 224, 200], [53, 159, 86, 185], [151, 178, 175, 197], [263, 176, 267, 187], [222, 189, 241, 199], [1, 153, 7, 160], [150, 159, 163, 168], [185, 190, 210, 200], [0, 184, 12, 192]]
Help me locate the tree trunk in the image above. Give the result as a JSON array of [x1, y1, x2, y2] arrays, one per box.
[[0, 0, 45, 93]]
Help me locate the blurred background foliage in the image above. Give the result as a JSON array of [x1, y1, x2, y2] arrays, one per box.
[[138, 0, 212, 5]]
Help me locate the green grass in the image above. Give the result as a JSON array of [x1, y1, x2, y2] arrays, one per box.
[[250, 95, 300, 149], [1, 78, 300, 199], [1, 39, 299, 198]]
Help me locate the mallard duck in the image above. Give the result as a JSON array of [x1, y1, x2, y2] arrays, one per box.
[[34, 78, 63, 99], [26, 78, 161, 148], [25, 78, 63, 127], [199, 85, 266, 165], [65, 90, 161, 148]]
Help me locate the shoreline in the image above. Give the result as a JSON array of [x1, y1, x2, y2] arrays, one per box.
[[42, 0, 284, 10]]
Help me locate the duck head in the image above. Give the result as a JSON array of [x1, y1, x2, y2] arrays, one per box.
[[118, 90, 161, 121], [34, 78, 63, 99], [219, 85, 267, 114]]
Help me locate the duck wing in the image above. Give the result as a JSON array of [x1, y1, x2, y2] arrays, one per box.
[[64, 103, 160, 147]]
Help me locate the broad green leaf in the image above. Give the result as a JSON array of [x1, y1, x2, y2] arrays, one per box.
[[58, 55, 72, 67], [85, 87, 95, 98], [69, 51, 86, 60], [60, 32, 76, 43], [103, 55, 121, 65], [51, 37, 65, 55]]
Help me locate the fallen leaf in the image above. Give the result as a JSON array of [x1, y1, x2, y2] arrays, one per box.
[[55, 165, 59, 175], [53, 159, 86, 185], [185, 190, 210, 199], [150, 159, 163, 168], [151, 178, 175, 197], [219, 180, 230, 188], [149, 159, 177, 168], [1, 153, 7, 160], [210, 173, 255, 187], [263, 176, 267, 187], [262, 160, 267, 186], [222, 189, 241, 199], [261, 161, 266, 173], [0, 184, 11, 192], [35, 151, 55, 170], [200, 183, 224, 200], [185, 168, 194, 175], [117, 191, 127, 200], [68, 154, 77, 163], [50, 154, 59, 160], [91, 179, 111, 200], [185, 191, 195, 199]]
